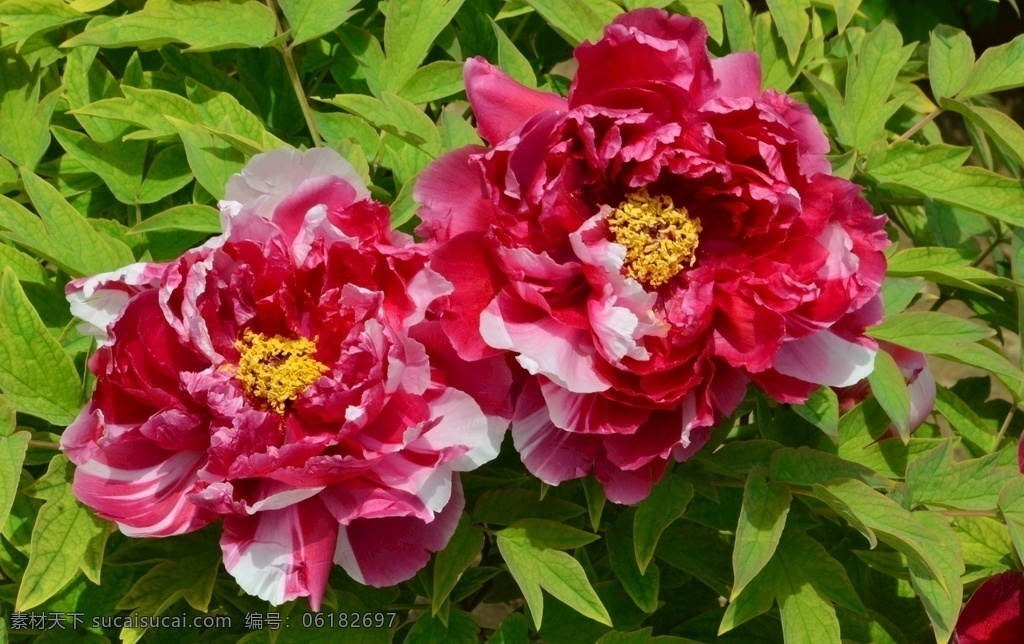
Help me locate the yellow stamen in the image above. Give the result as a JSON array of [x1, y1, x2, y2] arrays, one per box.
[[606, 189, 701, 287], [234, 331, 328, 413]]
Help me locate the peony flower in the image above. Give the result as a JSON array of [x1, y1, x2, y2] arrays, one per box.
[[837, 341, 936, 434], [415, 9, 889, 503], [62, 147, 511, 608], [954, 571, 1024, 643]]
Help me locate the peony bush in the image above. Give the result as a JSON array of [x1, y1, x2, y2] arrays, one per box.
[[0, 1, 1023, 642]]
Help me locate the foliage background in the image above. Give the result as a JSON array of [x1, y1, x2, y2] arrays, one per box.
[[1, 0, 1024, 642]]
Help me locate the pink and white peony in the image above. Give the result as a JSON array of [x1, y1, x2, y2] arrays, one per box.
[[415, 9, 889, 503], [62, 147, 511, 608]]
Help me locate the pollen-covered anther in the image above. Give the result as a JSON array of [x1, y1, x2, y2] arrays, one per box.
[[234, 331, 328, 413], [606, 189, 702, 287]]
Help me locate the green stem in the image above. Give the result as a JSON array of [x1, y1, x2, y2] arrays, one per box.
[[895, 109, 940, 144], [28, 440, 60, 451], [267, 0, 324, 147], [995, 406, 1016, 448]]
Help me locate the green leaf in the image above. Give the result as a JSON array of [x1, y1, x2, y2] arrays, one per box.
[[116, 548, 220, 644], [52, 126, 148, 205], [838, 22, 914, 150], [867, 310, 994, 353], [607, 512, 659, 614], [382, 0, 467, 92], [502, 519, 599, 550], [497, 525, 612, 629], [404, 609, 479, 644], [0, 53, 60, 170], [887, 246, 1019, 298], [769, 447, 891, 488], [74, 87, 201, 140], [831, 0, 861, 33], [934, 341, 1024, 384], [907, 512, 963, 644], [313, 112, 381, 159], [63, 0, 277, 52], [791, 386, 840, 441], [731, 467, 790, 600], [765, 0, 809, 63], [752, 11, 812, 91], [582, 475, 606, 532], [940, 98, 1024, 169], [934, 386, 996, 455], [633, 474, 693, 574], [0, 170, 134, 276], [865, 142, 1024, 227], [277, 0, 358, 45], [492, 18, 537, 87], [0, 432, 29, 531], [432, 515, 483, 616], [16, 455, 107, 611], [137, 145, 194, 203], [928, 26, 974, 100], [998, 477, 1024, 567], [656, 523, 734, 597], [521, 0, 622, 45], [881, 277, 923, 316], [906, 440, 1018, 511], [337, 25, 387, 98], [166, 117, 246, 200], [0, 270, 81, 424], [956, 516, 1015, 571], [811, 479, 947, 588], [320, 93, 442, 156], [723, 0, 754, 52], [0, 0, 87, 46], [472, 489, 585, 525], [440, 107, 483, 150], [0, 244, 48, 286], [868, 349, 912, 440], [398, 61, 465, 104], [721, 532, 863, 637], [958, 32, 1024, 98], [131, 204, 221, 234], [489, 613, 530, 644]]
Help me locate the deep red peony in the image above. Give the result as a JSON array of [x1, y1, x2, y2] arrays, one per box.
[[955, 571, 1024, 643], [415, 9, 889, 503], [62, 148, 511, 608]]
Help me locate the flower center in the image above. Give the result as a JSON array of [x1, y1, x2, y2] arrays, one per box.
[[606, 189, 702, 287], [234, 331, 328, 413]]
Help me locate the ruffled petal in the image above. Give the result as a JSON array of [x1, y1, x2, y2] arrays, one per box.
[[414, 146, 496, 240], [224, 147, 369, 218], [221, 497, 338, 610], [464, 57, 568, 145], [66, 262, 168, 343], [69, 433, 211, 537], [774, 330, 876, 387], [710, 51, 762, 100], [481, 295, 610, 393], [334, 477, 464, 587]]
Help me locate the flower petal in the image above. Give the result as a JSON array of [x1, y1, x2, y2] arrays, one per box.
[[224, 147, 369, 218], [70, 434, 211, 537], [66, 262, 168, 343], [481, 295, 610, 393], [221, 497, 338, 610], [955, 571, 1024, 644], [464, 57, 568, 145], [774, 329, 876, 387], [710, 51, 762, 100], [334, 477, 464, 587]]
